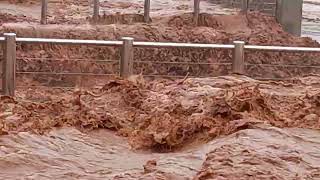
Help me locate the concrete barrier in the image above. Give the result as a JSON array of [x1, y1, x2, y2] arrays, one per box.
[[211, 0, 303, 36], [276, 0, 303, 36], [211, 0, 277, 15]]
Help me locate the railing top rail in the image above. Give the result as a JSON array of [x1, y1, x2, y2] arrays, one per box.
[[245, 45, 320, 52], [1, 36, 320, 52], [133, 41, 234, 49], [16, 38, 123, 46]]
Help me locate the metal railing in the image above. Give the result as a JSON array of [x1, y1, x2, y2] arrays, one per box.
[[40, 0, 199, 24], [37, 0, 302, 36], [39, 0, 253, 25], [92, 0, 201, 24], [1, 33, 320, 96]]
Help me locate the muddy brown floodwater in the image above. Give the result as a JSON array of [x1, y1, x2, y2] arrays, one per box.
[[1, 75, 320, 179], [0, 0, 320, 179], [1, 125, 320, 179]]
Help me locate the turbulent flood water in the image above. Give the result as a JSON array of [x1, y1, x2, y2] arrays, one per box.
[[0, 1, 320, 179], [1, 75, 320, 179], [1, 125, 320, 179]]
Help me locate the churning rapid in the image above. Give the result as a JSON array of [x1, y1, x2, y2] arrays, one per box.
[[0, 0, 320, 179], [1, 75, 320, 179]]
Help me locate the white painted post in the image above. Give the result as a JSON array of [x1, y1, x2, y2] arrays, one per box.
[[120, 37, 134, 78], [2, 33, 16, 96], [232, 41, 245, 75]]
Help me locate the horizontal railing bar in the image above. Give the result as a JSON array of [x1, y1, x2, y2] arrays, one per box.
[[245, 45, 320, 52], [2, 37, 320, 53], [17, 72, 117, 76], [246, 63, 320, 68], [255, 77, 296, 81], [133, 41, 235, 49], [143, 74, 209, 78], [16, 38, 123, 46], [17, 85, 75, 89], [134, 61, 232, 65], [17, 57, 119, 63]]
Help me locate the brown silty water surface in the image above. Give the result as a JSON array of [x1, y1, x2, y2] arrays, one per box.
[[1, 75, 320, 179], [0, 0, 320, 179]]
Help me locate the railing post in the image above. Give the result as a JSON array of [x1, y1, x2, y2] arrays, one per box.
[[2, 33, 16, 96], [41, 0, 48, 24], [93, 0, 100, 22], [193, 0, 200, 25], [144, 0, 151, 23], [276, 0, 280, 22], [120, 37, 134, 78], [241, 0, 248, 12], [232, 41, 245, 75]]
